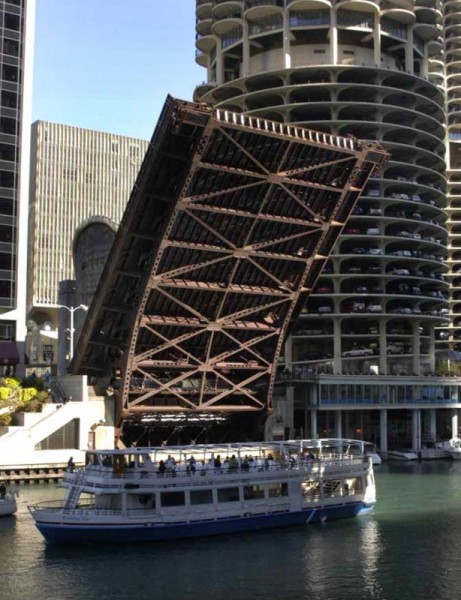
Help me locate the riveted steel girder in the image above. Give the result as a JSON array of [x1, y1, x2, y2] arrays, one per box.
[[72, 96, 388, 427]]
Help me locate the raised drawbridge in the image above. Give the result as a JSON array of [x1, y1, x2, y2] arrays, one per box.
[[72, 97, 388, 444]]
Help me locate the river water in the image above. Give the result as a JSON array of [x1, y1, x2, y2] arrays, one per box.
[[1, 460, 461, 600]]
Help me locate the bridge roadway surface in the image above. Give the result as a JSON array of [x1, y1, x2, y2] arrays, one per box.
[[71, 96, 388, 441]]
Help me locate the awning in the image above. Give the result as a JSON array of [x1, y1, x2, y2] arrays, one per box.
[[0, 341, 19, 364]]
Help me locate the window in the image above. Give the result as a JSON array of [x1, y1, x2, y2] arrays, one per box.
[[0, 144, 15, 161], [0, 118, 16, 136], [0, 224, 13, 242], [268, 483, 288, 498], [161, 491, 185, 507], [3, 39, 19, 56], [0, 171, 15, 188], [42, 345, 54, 363], [323, 479, 341, 498], [0, 253, 12, 270], [190, 490, 213, 505], [302, 481, 321, 499], [4, 14, 20, 31], [1, 91, 17, 109], [243, 485, 265, 500], [347, 477, 363, 494], [2, 65, 18, 83], [217, 487, 240, 502], [35, 419, 80, 450], [0, 280, 12, 298], [0, 321, 14, 340]]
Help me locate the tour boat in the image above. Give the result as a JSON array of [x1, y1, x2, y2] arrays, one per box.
[[28, 439, 376, 544], [0, 490, 18, 517]]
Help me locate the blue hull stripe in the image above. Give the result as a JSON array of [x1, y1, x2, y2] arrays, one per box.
[[36, 501, 372, 544]]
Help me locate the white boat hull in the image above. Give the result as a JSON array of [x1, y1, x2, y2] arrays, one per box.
[[0, 498, 17, 516], [33, 501, 373, 544], [387, 450, 419, 461]]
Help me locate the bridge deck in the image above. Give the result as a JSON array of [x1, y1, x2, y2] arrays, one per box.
[[72, 97, 388, 429]]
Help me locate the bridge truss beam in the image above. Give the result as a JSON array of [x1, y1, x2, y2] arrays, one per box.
[[72, 97, 388, 431]]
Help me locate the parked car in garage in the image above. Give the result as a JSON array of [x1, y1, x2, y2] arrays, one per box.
[[342, 347, 374, 357], [367, 303, 383, 312]]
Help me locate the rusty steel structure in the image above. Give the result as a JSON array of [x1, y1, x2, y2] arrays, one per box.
[[72, 97, 387, 441]]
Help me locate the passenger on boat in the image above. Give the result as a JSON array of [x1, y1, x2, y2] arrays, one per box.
[[166, 455, 176, 473], [214, 455, 222, 471], [229, 455, 239, 472], [0, 482, 6, 499], [157, 460, 166, 476], [241, 458, 250, 472], [67, 457, 75, 472], [265, 454, 275, 470], [187, 456, 196, 474]]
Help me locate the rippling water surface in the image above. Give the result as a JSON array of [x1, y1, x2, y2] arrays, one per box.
[[1, 461, 461, 600]]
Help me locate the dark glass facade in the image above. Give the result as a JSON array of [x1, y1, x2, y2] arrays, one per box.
[[0, 0, 24, 309]]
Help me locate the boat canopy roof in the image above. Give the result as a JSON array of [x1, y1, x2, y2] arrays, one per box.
[[86, 438, 368, 461]]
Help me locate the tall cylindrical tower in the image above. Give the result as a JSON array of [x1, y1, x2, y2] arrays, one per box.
[[439, 0, 461, 360], [195, 0, 449, 380]]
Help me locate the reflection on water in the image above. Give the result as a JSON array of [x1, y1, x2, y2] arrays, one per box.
[[360, 520, 382, 599], [1, 462, 461, 600]]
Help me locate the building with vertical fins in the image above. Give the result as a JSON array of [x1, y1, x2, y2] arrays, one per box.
[[193, 0, 461, 452], [0, 0, 35, 377], [27, 122, 148, 373]]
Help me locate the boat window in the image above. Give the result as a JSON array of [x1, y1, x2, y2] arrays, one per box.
[[85, 453, 96, 467], [137, 494, 154, 507], [347, 477, 363, 494], [322, 479, 341, 498], [267, 483, 288, 498], [101, 454, 113, 467], [190, 490, 213, 505], [302, 481, 321, 499], [243, 485, 265, 500], [161, 491, 185, 507], [217, 487, 240, 503]]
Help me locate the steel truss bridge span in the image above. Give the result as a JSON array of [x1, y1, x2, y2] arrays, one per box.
[[72, 97, 388, 437]]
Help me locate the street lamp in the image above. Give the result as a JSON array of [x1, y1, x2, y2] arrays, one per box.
[[57, 304, 89, 362]]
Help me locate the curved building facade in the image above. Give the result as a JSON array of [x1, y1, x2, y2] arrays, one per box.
[[439, 0, 461, 357], [194, 0, 461, 450]]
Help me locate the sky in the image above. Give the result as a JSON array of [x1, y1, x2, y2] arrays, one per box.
[[32, 1, 204, 141]]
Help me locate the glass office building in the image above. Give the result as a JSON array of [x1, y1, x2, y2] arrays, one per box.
[[0, 0, 35, 376]]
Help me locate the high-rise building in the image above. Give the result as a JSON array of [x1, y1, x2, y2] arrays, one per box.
[[0, 0, 35, 377], [194, 0, 461, 451], [27, 121, 148, 372], [438, 2, 461, 357]]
